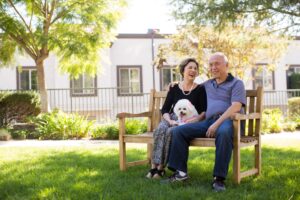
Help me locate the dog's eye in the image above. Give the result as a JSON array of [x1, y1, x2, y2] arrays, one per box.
[[183, 108, 186, 110]]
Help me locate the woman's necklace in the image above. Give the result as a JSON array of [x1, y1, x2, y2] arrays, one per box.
[[179, 81, 195, 96]]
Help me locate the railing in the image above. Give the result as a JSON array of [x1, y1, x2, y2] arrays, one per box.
[[264, 89, 300, 116], [47, 88, 150, 123], [1, 88, 300, 123]]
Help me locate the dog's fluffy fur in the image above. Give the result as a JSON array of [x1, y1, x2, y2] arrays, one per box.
[[173, 99, 198, 125]]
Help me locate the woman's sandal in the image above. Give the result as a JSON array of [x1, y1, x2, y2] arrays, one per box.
[[152, 169, 166, 179], [146, 168, 158, 179]]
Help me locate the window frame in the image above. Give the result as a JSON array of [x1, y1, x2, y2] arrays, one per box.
[[117, 65, 143, 96], [286, 64, 300, 89], [252, 63, 275, 90], [70, 74, 98, 97], [159, 65, 181, 91], [16, 66, 38, 90]]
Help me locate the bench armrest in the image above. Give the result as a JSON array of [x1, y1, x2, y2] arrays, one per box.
[[231, 113, 261, 120], [116, 111, 151, 119]]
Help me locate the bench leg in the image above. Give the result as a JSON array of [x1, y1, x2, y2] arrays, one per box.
[[233, 146, 241, 184], [255, 143, 261, 175], [119, 139, 126, 171], [233, 120, 241, 184]]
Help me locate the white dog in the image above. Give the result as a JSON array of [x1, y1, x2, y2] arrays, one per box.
[[173, 99, 199, 125]]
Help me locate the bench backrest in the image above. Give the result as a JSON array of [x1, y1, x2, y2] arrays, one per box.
[[245, 86, 263, 136], [148, 89, 168, 131], [147, 87, 263, 135]]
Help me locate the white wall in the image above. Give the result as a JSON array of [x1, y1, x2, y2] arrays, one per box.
[[0, 67, 16, 90], [1, 36, 300, 92], [275, 40, 300, 90], [111, 38, 153, 92], [110, 37, 172, 93]]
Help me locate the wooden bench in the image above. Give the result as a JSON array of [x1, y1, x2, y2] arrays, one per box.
[[117, 87, 263, 184]]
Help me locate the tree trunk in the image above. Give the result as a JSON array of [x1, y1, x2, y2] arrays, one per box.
[[36, 60, 49, 112]]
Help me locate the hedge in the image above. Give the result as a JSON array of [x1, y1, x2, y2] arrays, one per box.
[[0, 91, 41, 126]]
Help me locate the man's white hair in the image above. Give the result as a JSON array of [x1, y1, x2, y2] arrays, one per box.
[[211, 52, 228, 64]]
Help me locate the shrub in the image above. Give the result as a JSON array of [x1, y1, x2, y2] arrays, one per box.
[[0, 91, 41, 126], [282, 120, 297, 132], [0, 128, 11, 141], [292, 115, 300, 128], [92, 123, 119, 140], [10, 130, 27, 140], [30, 109, 94, 140], [288, 97, 300, 128], [288, 97, 300, 119], [91, 119, 147, 140], [0, 92, 6, 101], [288, 97, 300, 118], [125, 119, 147, 135], [261, 108, 283, 134], [11, 123, 38, 139]]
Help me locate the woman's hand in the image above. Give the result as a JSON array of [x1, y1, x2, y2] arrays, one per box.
[[168, 120, 179, 126]]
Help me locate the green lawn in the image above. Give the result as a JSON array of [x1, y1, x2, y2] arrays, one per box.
[[0, 144, 299, 200]]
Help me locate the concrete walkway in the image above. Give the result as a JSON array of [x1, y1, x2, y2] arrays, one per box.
[[0, 131, 300, 148], [0, 138, 118, 147]]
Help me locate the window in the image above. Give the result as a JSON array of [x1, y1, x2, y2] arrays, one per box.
[[71, 74, 97, 96], [117, 66, 142, 95], [287, 65, 300, 89], [17, 67, 38, 90], [253, 64, 274, 90], [160, 66, 181, 90]]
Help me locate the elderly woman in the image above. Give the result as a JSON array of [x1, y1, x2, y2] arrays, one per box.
[[146, 58, 207, 179]]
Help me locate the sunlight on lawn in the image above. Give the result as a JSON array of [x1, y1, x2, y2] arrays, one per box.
[[0, 144, 299, 199]]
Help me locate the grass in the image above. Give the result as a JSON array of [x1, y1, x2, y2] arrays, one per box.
[[0, 144, 300, 200]]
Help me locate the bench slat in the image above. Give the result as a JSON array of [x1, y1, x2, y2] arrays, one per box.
[[127, 160, 149, 167], [123, 134, 258, 146]]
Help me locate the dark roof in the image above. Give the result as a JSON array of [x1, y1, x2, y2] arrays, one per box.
[[117, 33, 300, 40], [117, 33, 170, 39]]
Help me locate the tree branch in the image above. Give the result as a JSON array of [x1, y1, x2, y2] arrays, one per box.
[[50, 8, 67, 25], [29, 1, 34, 29], [50, 1, 85, 25], [7, 0, 32, 34], [7, 32, 37, 59], [269, 6, 300, 17], [269, 23, 300, 33], [232, 8, 269, 13], [181, 0, 200, 7], [7, 0, 40, 54], [33, 0, 46, 16], [49, 0, 56, 22]]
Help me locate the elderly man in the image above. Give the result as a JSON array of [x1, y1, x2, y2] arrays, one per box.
[[164, 52, 246, 191]]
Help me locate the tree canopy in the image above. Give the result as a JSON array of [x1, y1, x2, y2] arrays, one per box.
[[170, 0, 300, 34], [156, 25, 289, 79], [0, 0, 126, 112]]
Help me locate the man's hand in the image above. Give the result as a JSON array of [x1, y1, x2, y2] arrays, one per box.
[[206, 102, 242, 138], [206, 123, 219, 138], [167, 82, 179, 91]]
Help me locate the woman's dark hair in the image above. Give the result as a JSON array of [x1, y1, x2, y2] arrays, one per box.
[[179, 58, 199, 77]]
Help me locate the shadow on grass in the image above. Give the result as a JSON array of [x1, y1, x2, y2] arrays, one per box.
[[0, 147, 299, 200]]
